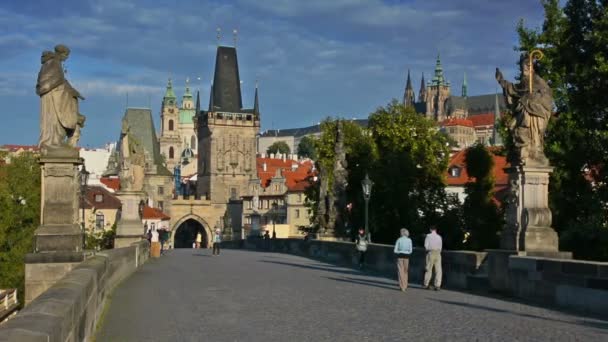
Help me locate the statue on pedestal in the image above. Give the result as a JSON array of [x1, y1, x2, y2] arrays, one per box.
[[119, 119, 145, 191], [36, 44, 85, 154], [496, 51, 553, 166]]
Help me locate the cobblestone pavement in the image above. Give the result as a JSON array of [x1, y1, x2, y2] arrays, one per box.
[[96, 249, 608, 342]]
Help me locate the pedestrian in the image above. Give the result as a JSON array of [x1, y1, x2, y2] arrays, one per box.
[[150, 228, 161, 258], [355, 228, 369, 269], [263, 230, 270, 240], [394, 228, 413, 291], [423, 226, 443, 291], [195, 231, 202, 249], [212, 229, 222, 255]]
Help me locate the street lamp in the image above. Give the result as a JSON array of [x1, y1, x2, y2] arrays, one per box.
[[271, 201, 278, 239], [361, 173, 373, 241], [79, 165, 90, 232]]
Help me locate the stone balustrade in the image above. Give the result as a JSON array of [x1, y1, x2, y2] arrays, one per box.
[[0, 289, 19, 323], [224, 238, 608, 316], [0, 240, 149, 342]]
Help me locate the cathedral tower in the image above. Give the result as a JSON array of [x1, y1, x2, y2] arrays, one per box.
[[159, 78, 181, 171], [403, 69, 415, 108], [424, 54, 451, 121], [196, 46, 260, 204]]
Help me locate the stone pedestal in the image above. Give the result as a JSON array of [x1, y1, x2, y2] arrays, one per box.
[[114, 190, 146, 248], [26, 148, 85, 304], [501, 166, 560, 253]]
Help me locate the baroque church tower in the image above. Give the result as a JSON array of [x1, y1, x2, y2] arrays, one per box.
[[159, 79, 181, 172], [196, 46, 260, 204]]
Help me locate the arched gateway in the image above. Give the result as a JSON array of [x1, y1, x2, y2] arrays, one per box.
[[172, 215, 212, 248]]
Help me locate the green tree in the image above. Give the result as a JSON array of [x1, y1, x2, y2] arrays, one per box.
[[463, 143, 502, 250], [266, 141, 291, 156], [0, 152, 41, 306], [297, 135, 317, 160], [517, 0, 608, 260], [367, 101, 452, 244]]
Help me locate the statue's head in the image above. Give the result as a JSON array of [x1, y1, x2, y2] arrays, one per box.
[[520, 53, 533, 78], [41, 50, 54, 64], [54, 44, 70, 61]]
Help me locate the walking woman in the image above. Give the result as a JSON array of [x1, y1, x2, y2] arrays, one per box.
[[394, 228, 413, 291], [355, 228, 369, 269]]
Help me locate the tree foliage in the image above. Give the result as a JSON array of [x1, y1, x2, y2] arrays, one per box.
[[0, 152, 40, 306], [297, 135, 317, 160], [463, 144, 502, 250], [517, 0, 608, 260], [266, 141, 291, 156], [85, 222, 116, 250]]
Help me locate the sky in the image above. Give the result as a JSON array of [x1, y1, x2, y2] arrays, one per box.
[[0, 0, 545, 148]]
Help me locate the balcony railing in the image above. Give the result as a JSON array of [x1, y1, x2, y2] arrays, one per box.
[[0, 289, 19, 323]]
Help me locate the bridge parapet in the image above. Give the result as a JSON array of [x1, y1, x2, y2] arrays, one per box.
[[0, 240, 149, 342]]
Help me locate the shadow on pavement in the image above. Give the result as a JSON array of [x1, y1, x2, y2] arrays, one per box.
[[259, 259, 364, 276], [192, 254, 210, 257], [322, 276, 398, 291], [431, 299, 608, 331]]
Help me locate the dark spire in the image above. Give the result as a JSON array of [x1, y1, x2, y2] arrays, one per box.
[[491, 92, 503, 146], [419, 72, 426, 102], [195, 90, 200, 114], [403, 69, 415, 107], [208, 83, 214, 111], [253, 81, 260, 116], [211, 46, 243, 112]]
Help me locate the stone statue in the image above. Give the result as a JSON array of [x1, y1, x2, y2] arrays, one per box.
[[119, 119, 145, 191], [36, 45, 85, 154], [496, 52, 553, 166]]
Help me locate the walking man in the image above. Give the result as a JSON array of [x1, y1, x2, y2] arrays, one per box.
[[355, 228, 369, 269], [423, 226, 443, 290], [394, 228, 413, 291]]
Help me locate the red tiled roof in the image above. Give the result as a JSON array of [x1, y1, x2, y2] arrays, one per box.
[[469, 113, 495, 127], [441, 118, 474, 128], [1, 145, 39, 152], [256, 157, 314, 192], [81, 186, 121, 210], [100, 177, 120, 191], [143, 206, 170, 220], [446, 148, 508, 187]]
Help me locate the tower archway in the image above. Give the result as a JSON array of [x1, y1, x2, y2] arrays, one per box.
[[172, 215, 212, 248]]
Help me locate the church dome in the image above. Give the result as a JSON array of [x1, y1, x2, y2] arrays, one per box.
[[181, 146, 194, 165]]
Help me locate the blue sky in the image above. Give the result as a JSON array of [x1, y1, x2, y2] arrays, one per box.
[[0, 0, 545, 147]]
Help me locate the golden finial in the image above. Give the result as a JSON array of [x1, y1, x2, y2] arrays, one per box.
[[216, 27, 221, 45], [529, 49, 544, 93]]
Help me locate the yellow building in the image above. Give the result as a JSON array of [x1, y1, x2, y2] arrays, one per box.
[[79, 186, 121, 233]]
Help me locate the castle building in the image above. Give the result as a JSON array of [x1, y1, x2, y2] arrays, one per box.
[[404, 55, 506, 148]]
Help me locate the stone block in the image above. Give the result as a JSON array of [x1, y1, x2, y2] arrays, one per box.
[[0, 328, 48, 342], [541, 273, 586, 287], [75, 256, 108, 285], [586, 278, 608, 290], [561, 261, 598, 276], [599, 265, 608, 278], [0, 313, 63, 341], [537, 259, 562, 274], [508, 256, 540, 272], [556, 284, 608, 316], [19, 298, 75, 340]]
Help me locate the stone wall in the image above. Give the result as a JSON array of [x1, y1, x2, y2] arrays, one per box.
[[0, 240, 149, 342], [222, 239, 487, 290], [225, 239, 608, 316]]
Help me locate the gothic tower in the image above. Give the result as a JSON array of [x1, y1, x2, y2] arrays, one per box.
[[424, 54, 451, 121], [159, 78, 181, 171], [418, 72, 426, 105], [403, 69, 415, 108], [196, 46, 260, 204]]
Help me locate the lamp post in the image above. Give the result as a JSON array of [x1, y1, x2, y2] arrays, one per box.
[[271, 201, 278, 239], [361, 173, 373, 241], [79, 165, 89, 233]]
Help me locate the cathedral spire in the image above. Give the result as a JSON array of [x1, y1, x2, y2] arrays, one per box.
[[432, 53, 445, 86], [195, 90, 200, 114], [462, 72, 468, 98], [403, 69, 415, 107], [492, 92, 503, 146], [418, 72, 426, 102], [253, 81, 260, 116]]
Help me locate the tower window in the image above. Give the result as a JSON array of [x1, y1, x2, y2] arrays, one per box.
[[169, 120, 174, 131], [169, 147, 174, 159]]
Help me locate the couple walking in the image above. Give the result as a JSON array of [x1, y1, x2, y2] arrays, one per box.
[[393, 226, 443, 292]]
